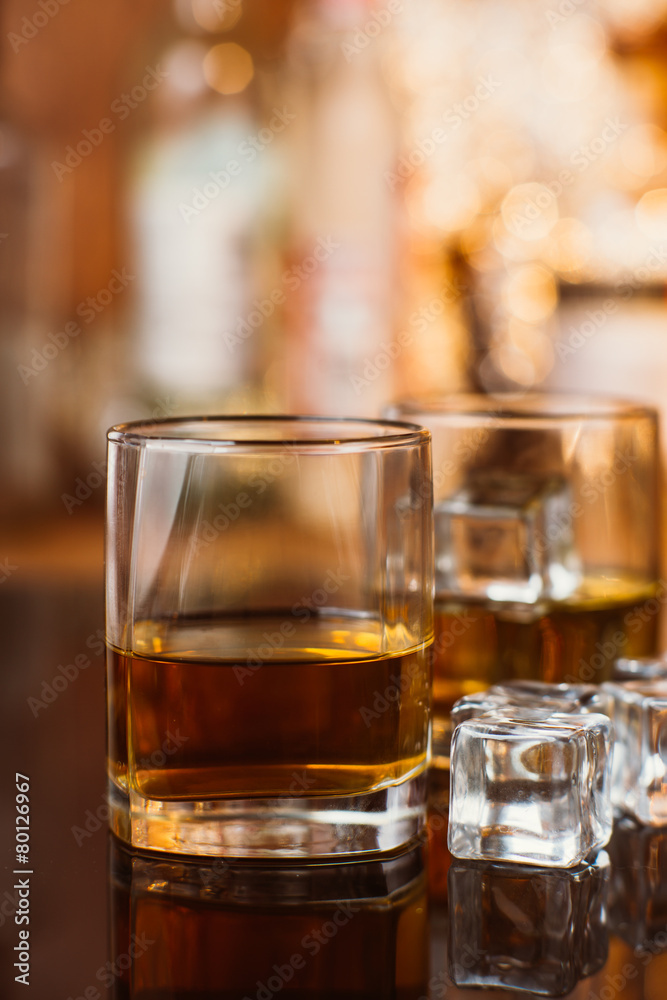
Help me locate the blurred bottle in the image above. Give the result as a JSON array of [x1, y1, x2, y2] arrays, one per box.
[[123, 0, 290, 416], [281, 0, 401, 416]]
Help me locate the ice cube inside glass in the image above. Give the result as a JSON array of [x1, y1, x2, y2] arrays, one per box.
[[448, 711, 613, 867], [434, 471, 581, 603], [603, 679, 667, 825]]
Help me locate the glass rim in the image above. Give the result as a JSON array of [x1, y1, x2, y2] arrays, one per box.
[[387, 392, 658, 424], [107, 414, 431, 450]]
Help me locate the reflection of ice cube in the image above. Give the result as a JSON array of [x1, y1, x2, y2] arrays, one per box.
[[603, 679, 667, 825], [448, 853, 609, 995], [608, 816, 667, 948], [435, 472, 581, 603], [449, 711, 613, 867]]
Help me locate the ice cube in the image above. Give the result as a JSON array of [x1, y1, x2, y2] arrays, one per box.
[[613, 655, 667, 683], [603, 679, 667, 825], [452, 680, 611, 734], [448, 711, 613, 867], [434, 471, 581, 603], [608, 816, 667, 949], [448, 853, 609, 996]]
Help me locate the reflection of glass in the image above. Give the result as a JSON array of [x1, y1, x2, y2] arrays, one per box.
[[387, 395, 660, 763], [608, 816, 667, 950], [106, 417, 433, 857], [448, 854, 609, 996], [109, 836, 428, 998]]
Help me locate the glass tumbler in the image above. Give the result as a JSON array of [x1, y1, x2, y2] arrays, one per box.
[[387, 395, 660, 763], [105, 417, 433, 857]]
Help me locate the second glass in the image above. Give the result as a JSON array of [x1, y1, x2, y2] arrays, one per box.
[[388, 395, 660, 763], [106, 417, 433, 858]]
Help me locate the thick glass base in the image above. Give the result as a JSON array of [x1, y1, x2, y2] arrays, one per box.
[[108, 772, 427, 858]]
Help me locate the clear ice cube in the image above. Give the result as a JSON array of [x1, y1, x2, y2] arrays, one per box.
[[448, 853, 609, 996], [434, 471, 581, 603], [613, 655, 667, 683], [452, 680, 612, 733], [448, 711, 613, 867], [603, 679, 667, 825]]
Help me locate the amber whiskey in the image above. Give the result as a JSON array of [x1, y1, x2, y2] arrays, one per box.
[[107, 613, 430, 803], [432, 575, 659, 757]]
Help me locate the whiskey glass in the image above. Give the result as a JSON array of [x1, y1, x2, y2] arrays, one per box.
[[105, 417, 433, 857], [387, 395, 660, 764]]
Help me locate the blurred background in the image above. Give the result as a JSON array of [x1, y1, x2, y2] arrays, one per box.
[[2, 6, 667, 989], [3, 0, 667, 551]]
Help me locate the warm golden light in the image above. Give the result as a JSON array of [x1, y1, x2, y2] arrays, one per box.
[[420, 174, 480, 233], [620, 124, 667, 179], [192, 0, 243, 33], [503, 264, 558, 324], [501, 183, 559, 242], [636, 188, 667, 241], [547, 218, 593, 277], [203, 42, 254, 95]]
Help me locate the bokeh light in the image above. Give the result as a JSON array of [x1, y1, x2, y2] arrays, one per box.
[[635, 188, 667, 241], [192, 0, 243, 33], [203, 42, 254, 95], [503, 264, 558, 324]]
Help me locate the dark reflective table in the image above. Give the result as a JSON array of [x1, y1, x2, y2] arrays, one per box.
[[109, 839, 427, 998], [1, 575, 667, 999]]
